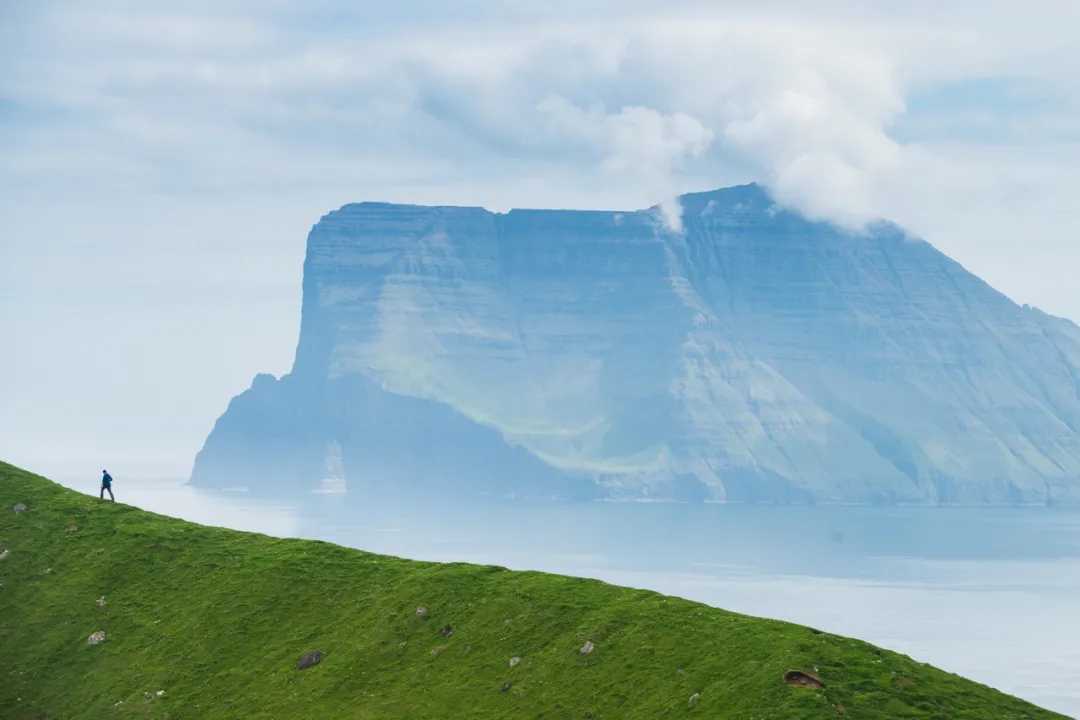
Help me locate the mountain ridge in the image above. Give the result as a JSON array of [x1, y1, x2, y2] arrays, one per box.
[[0, 460, 1069, 718]]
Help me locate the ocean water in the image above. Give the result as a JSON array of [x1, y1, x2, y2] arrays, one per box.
[[58, 476, 1080, 717]]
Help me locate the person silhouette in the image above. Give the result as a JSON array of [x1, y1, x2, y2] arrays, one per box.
[[100, 469, 115, 502]]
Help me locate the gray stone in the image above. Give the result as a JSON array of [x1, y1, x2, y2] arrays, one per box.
[[415, 606, 429, 619], [12, 503, 27, 513], [784, 670, 824, 689], [500, 681, 512, 693], [0, 548, 8, 561], [439, 624, 454, 637], [509, 656, 521, 668], [579, 640, 595, 655], [688, 692, 701, 707], [96, 596, 107, 608], [88, 630, 106, 646], [297, 650, 324, 670]]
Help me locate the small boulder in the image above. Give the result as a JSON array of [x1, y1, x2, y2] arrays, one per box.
[[0, 548, 9, 561], [688, 692, 701, 708], [579, 640, 595, 655], [784, 670, 824, 689], [297, 650, 324, 670], [509, 656, 521, 668], [439, 624, 454, 638], [96, 596, 107, 608], [415, 606, 429, 619], [500, 681, 513, 693], [88, 631, 107, 646], [13, 503, 27, 513]]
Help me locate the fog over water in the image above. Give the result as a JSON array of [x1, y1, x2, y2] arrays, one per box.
[[55, 474, 1080, 717]]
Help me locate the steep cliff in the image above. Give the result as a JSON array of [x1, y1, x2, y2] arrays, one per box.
[[191, 184, 1080, 504]]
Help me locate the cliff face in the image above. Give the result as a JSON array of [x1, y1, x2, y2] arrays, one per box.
[[191, 184, 1080, 504]]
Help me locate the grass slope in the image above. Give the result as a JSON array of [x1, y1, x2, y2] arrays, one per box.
[[0, 461, 1064, 720]]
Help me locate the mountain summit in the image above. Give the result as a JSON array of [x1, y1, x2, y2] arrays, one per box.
[[192, 185, 1080, 504]]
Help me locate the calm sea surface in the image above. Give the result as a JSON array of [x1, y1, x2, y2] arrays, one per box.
[[58, 476, 1080, 717]]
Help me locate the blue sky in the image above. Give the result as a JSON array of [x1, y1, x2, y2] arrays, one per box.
[[3, 1, 1080, 477]]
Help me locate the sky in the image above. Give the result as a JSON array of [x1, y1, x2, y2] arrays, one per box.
[[3, 1, 1080, 479]]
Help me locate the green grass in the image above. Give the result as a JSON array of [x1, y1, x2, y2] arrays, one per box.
[[0, 460, 1065, 719]]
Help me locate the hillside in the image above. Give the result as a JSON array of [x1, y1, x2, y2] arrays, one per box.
[[0, 460, 1066, 719], [192, 184, 1080, 505]]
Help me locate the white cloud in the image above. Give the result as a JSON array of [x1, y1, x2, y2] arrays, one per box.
[[11, 4, 1073, 230], [4, 3, 1079, 282], [536, 96, 713, 229]]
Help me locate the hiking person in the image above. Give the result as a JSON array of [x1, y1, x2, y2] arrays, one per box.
[[100, 469, 115, 502]]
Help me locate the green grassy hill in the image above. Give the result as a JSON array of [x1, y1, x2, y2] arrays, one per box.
[[0, 461, 1065, 719]]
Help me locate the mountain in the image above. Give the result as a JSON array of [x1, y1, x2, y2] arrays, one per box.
[[191, 184, 1080, 504], [0, 460, 1067, 719]]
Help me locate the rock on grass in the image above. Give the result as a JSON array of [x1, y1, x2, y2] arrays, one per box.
[[297, 650, 324, 670], [784, 670, 824, 689]]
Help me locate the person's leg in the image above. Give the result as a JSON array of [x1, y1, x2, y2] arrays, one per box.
[[107, 487, 114, 502], [99, 486, 105, 500]]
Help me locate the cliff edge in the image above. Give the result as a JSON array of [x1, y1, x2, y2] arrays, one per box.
[[192, 184, 1080, 504]]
